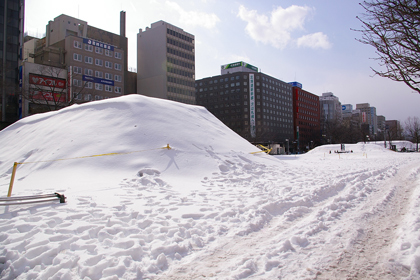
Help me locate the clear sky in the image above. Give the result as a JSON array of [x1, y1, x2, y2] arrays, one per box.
[[25, 0, 419, 124]]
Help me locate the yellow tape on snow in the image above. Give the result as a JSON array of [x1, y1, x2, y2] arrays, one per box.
[[6, 144, 172, 197]]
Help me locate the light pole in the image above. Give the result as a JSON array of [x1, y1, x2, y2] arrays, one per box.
[[285, 139, 289, 155]]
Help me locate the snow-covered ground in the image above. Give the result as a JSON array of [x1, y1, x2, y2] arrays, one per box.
[[0, 95, 419, 280]]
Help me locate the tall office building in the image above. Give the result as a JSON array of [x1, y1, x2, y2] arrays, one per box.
[[290, 82, 320, 151], [1, 0, 25, 127], [196, 62, 294, 144], [356, 103, 377, 135], [319, 92, 342, 122], [137, 21, 195, 104]]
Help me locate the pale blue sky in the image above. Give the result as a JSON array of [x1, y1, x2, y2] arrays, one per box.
[[25, 0, 419, 123]]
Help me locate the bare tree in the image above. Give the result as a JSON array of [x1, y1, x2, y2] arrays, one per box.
[[404, 116, 420, 151], [23, 65, 93, 114], [356, 0, 420, 94]]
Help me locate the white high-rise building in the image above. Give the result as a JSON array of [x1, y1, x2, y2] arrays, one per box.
[[137, 21, 195, 104], [319, 92, 342, 122]]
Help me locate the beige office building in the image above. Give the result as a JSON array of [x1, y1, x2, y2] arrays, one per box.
[[137, 21, 195, 104], [32, 13, 127, 104]]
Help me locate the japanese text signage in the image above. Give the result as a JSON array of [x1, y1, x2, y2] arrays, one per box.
[[83, 75, 114, 86], [30, 91, 65, 102], [249, 74, 256, 138], [83, 38, 115, 51], [29, 73, 66, 89]]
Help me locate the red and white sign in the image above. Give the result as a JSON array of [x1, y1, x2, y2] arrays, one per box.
[[362, 112, 367, 123], [29, 73, 66, 89], [30, 90, 66, 102]]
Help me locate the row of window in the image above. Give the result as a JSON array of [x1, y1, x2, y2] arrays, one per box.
[[200, 75, 293, 95], [72, 79, 122, 93], [261, 76, 291, 89], [73, 53, 122, 70], [298, 91, 318, 101], [167, 57, 194, 70], [167, 38, 194, 52], [167, 47, 194, 62], [198, 82, 291, 96], [297, 108, 318, 117], [74, 40, 122, 59], [74, 94, 109, 102], [167, 28, 194, 43], [167, 67, 194, 79], [72, 66, 122, 82], [167, 86, 194, 96], [167, 76, 195, 88]]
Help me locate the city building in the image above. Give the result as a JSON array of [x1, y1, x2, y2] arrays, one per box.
[[1, 0, 25, 128], [195, 62, 294, 147], [290, 82, 320, 151], [356, 103, 377, 136], [385, 120, 402, 140], [25, 12, 128, 116], [320, 92, 342, 122], [319, 92, 342, 143], [377, 115, 386, 140], [137, 21, 195, 104], [341, 104, 363, 143]]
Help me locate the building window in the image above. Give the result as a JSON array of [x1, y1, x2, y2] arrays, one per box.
[[105, 50, 112, 57], [115, 52, 122, 59], [115, 86, 122, 93], [85, 44, 93, 52], [73, 79, 82, 87], [95, 95, 102, 100], [74, 40, 82, 49], [85, 56, 93, 64], [114, 75, 122, 82], [95, 58, 103, 66], [95, 47, 103, 54], [95, 83, 103, 91], [74, 93, 82, 100], [105, 61, 112, 69], [95, 71, 103, 78], [86, 82, 93, 89], [105, 73, 112, 80], [105, 85, 112, 92], [84, 94, 92, 101], [114, 63, 122, 71], [84, 68, 93, 76], [73, 66, 82, 74], [73, 53, 82, 62]]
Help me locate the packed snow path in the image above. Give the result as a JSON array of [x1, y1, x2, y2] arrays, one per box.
[[155, 153, 420, 280]]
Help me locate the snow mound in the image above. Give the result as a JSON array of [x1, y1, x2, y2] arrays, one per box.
[[0, 94, 260, 194], [307, 142, 393, 156]]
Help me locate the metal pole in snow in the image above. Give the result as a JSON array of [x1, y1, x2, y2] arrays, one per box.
[[7, 162, 19, 197]]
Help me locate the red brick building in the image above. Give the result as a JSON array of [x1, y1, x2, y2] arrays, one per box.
[[290, 82, 321, 152]]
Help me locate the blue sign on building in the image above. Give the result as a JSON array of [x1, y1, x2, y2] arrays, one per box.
[[288, 81, 302, 89], [83, 75, 114, 86], [83, 38, 114, 51]]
